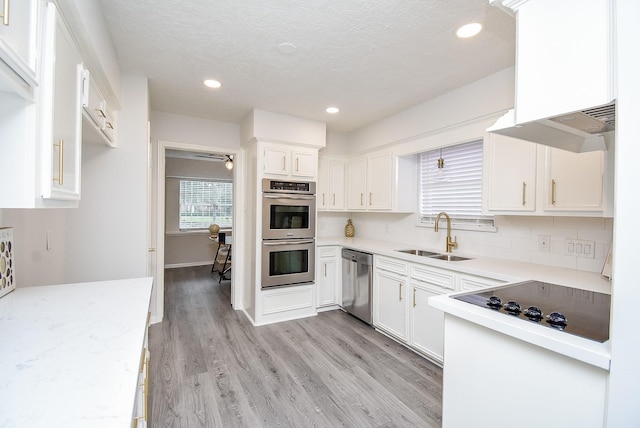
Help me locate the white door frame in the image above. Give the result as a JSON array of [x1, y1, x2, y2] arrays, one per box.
[[154, 139, 243, 323]]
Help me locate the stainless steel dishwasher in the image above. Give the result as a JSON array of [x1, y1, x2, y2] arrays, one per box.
[[341, 248, 373, 324]]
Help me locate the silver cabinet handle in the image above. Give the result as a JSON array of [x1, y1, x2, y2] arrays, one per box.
[[551, 179, 557, 205], [522, 181, 526, 206], [399, 282, 403, 301]]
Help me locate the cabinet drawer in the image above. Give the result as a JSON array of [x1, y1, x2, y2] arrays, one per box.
[[410, 265, 455, 290], [318, 246, 338, 258], [459, 274, 505, 291], [375, 255, 408, 276]]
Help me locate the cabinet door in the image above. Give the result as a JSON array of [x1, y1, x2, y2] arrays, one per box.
[[317, 157, 329, 209], [347, 157, 367, 210], [374, 270, 407, 341], [485, 134, 536, 212], [317, 257, 337, 307], [291, 149, 316, 178], [515, 0, 614, 123], [328, 159, 345, 210], [0, 0, 38, 84], [410, 284, 444, 363], [367, 152, 392, 210], [543, 148, 603, 211], [263, 145, 289, 176], [41, 3, 82, 200]]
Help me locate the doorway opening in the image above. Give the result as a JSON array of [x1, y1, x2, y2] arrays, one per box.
[[152, 141, 242, 323]]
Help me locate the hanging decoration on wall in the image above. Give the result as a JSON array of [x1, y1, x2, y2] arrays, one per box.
[[0, 227, 15, 299]]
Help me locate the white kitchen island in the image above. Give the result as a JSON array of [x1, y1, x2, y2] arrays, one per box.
[[0, 277, 153, 428], [431, 289, 610, 428]]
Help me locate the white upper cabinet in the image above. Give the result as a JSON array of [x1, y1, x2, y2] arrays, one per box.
[[347, 152, 393, 211], [81, 70, 117, 147], [507, 0, 615, 123], [367, 152, 393, 210], [484, 133, 537, 212], [484, 133, 612, 216], [39, 1, 83, 201], [262, 142, 317, 179], [542, 148, 604, 212], [0, 1, 83, 208], [346, 157, 367, 210], [0, 0, 38, 97], [318, 156, 345, 211]]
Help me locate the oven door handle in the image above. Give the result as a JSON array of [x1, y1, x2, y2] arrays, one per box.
[[263, 194, 315, 200], [263, 240, 315, 246]]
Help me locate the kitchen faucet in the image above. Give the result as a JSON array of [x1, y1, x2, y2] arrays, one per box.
[[434, 212, 458, 253]]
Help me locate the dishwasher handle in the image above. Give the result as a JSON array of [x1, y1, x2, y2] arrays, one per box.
[[341, 248, 373, 265]]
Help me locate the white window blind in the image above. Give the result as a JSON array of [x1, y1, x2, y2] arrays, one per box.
[[419, 139, 493, 227], [179, 179, 233, 229]]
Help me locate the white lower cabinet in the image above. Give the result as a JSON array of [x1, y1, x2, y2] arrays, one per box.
[[132, 312, 150, 427], [408, 265, 455, 364], [316, 246, 341, 308], [410, 284, 445, 363], [373, 254, 508, 366], [374, 262, 408, 341]]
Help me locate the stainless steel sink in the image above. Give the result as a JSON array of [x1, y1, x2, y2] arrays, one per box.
[[395, 249, 472, 261], [396, 249, 441, 257], [428, 254, 472, 261]]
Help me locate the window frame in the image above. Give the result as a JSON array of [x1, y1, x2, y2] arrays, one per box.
[[417, 139, 495, 232], [178, 178, 233, 231]]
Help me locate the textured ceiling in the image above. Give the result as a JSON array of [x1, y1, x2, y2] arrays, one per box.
[[99, 0, 515, 133]]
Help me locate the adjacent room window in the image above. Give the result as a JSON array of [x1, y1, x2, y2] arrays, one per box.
[[179, 179, 233, 230], [418, 139, 493, 230]]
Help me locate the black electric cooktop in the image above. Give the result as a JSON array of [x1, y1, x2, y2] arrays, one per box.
[[453, 280, 611, 342]]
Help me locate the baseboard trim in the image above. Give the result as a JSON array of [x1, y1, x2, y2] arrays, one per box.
[[165, 262, 212, 269]]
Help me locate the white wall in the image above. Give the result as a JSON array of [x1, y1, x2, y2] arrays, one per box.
[[347, 67, 515, 154], [606, 0, 640, 423], [0, 209, 66, 286], [64, 74, 150, 283], [151, 111, 240, 149], [164, 156, 233, 267], [0, 75, 151, 288]]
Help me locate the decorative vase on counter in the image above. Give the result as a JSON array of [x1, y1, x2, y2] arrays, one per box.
[[344, 219, 355, 237]]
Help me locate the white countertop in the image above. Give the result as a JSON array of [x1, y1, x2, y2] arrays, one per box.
[[318, 237, 611, 369], [318, 237, 611, 294], [0, 277, 153, 428]]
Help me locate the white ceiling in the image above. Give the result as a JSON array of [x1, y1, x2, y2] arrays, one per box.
[[98, 0, 515, 133]]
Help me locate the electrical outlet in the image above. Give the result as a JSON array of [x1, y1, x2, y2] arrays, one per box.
[[566, 239, 595, 258], [538, 235, 550, 252]]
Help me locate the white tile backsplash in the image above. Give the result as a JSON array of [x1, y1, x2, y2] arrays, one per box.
[[318, 212, 613, 273]]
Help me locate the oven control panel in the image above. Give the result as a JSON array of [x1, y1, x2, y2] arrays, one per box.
[[263, 179, 316, 194]]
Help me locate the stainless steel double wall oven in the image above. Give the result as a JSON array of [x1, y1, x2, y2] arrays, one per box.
[[261, 179, 316, 289]]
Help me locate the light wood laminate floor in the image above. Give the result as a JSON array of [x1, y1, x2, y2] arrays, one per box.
[[149, 266, 443, 427]]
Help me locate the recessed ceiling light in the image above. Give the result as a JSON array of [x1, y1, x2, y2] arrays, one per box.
[[204, 79, 222, 88], [278, 42, 298, 55], [326, 107, 340, 114], [456, 22, 482, 38]]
